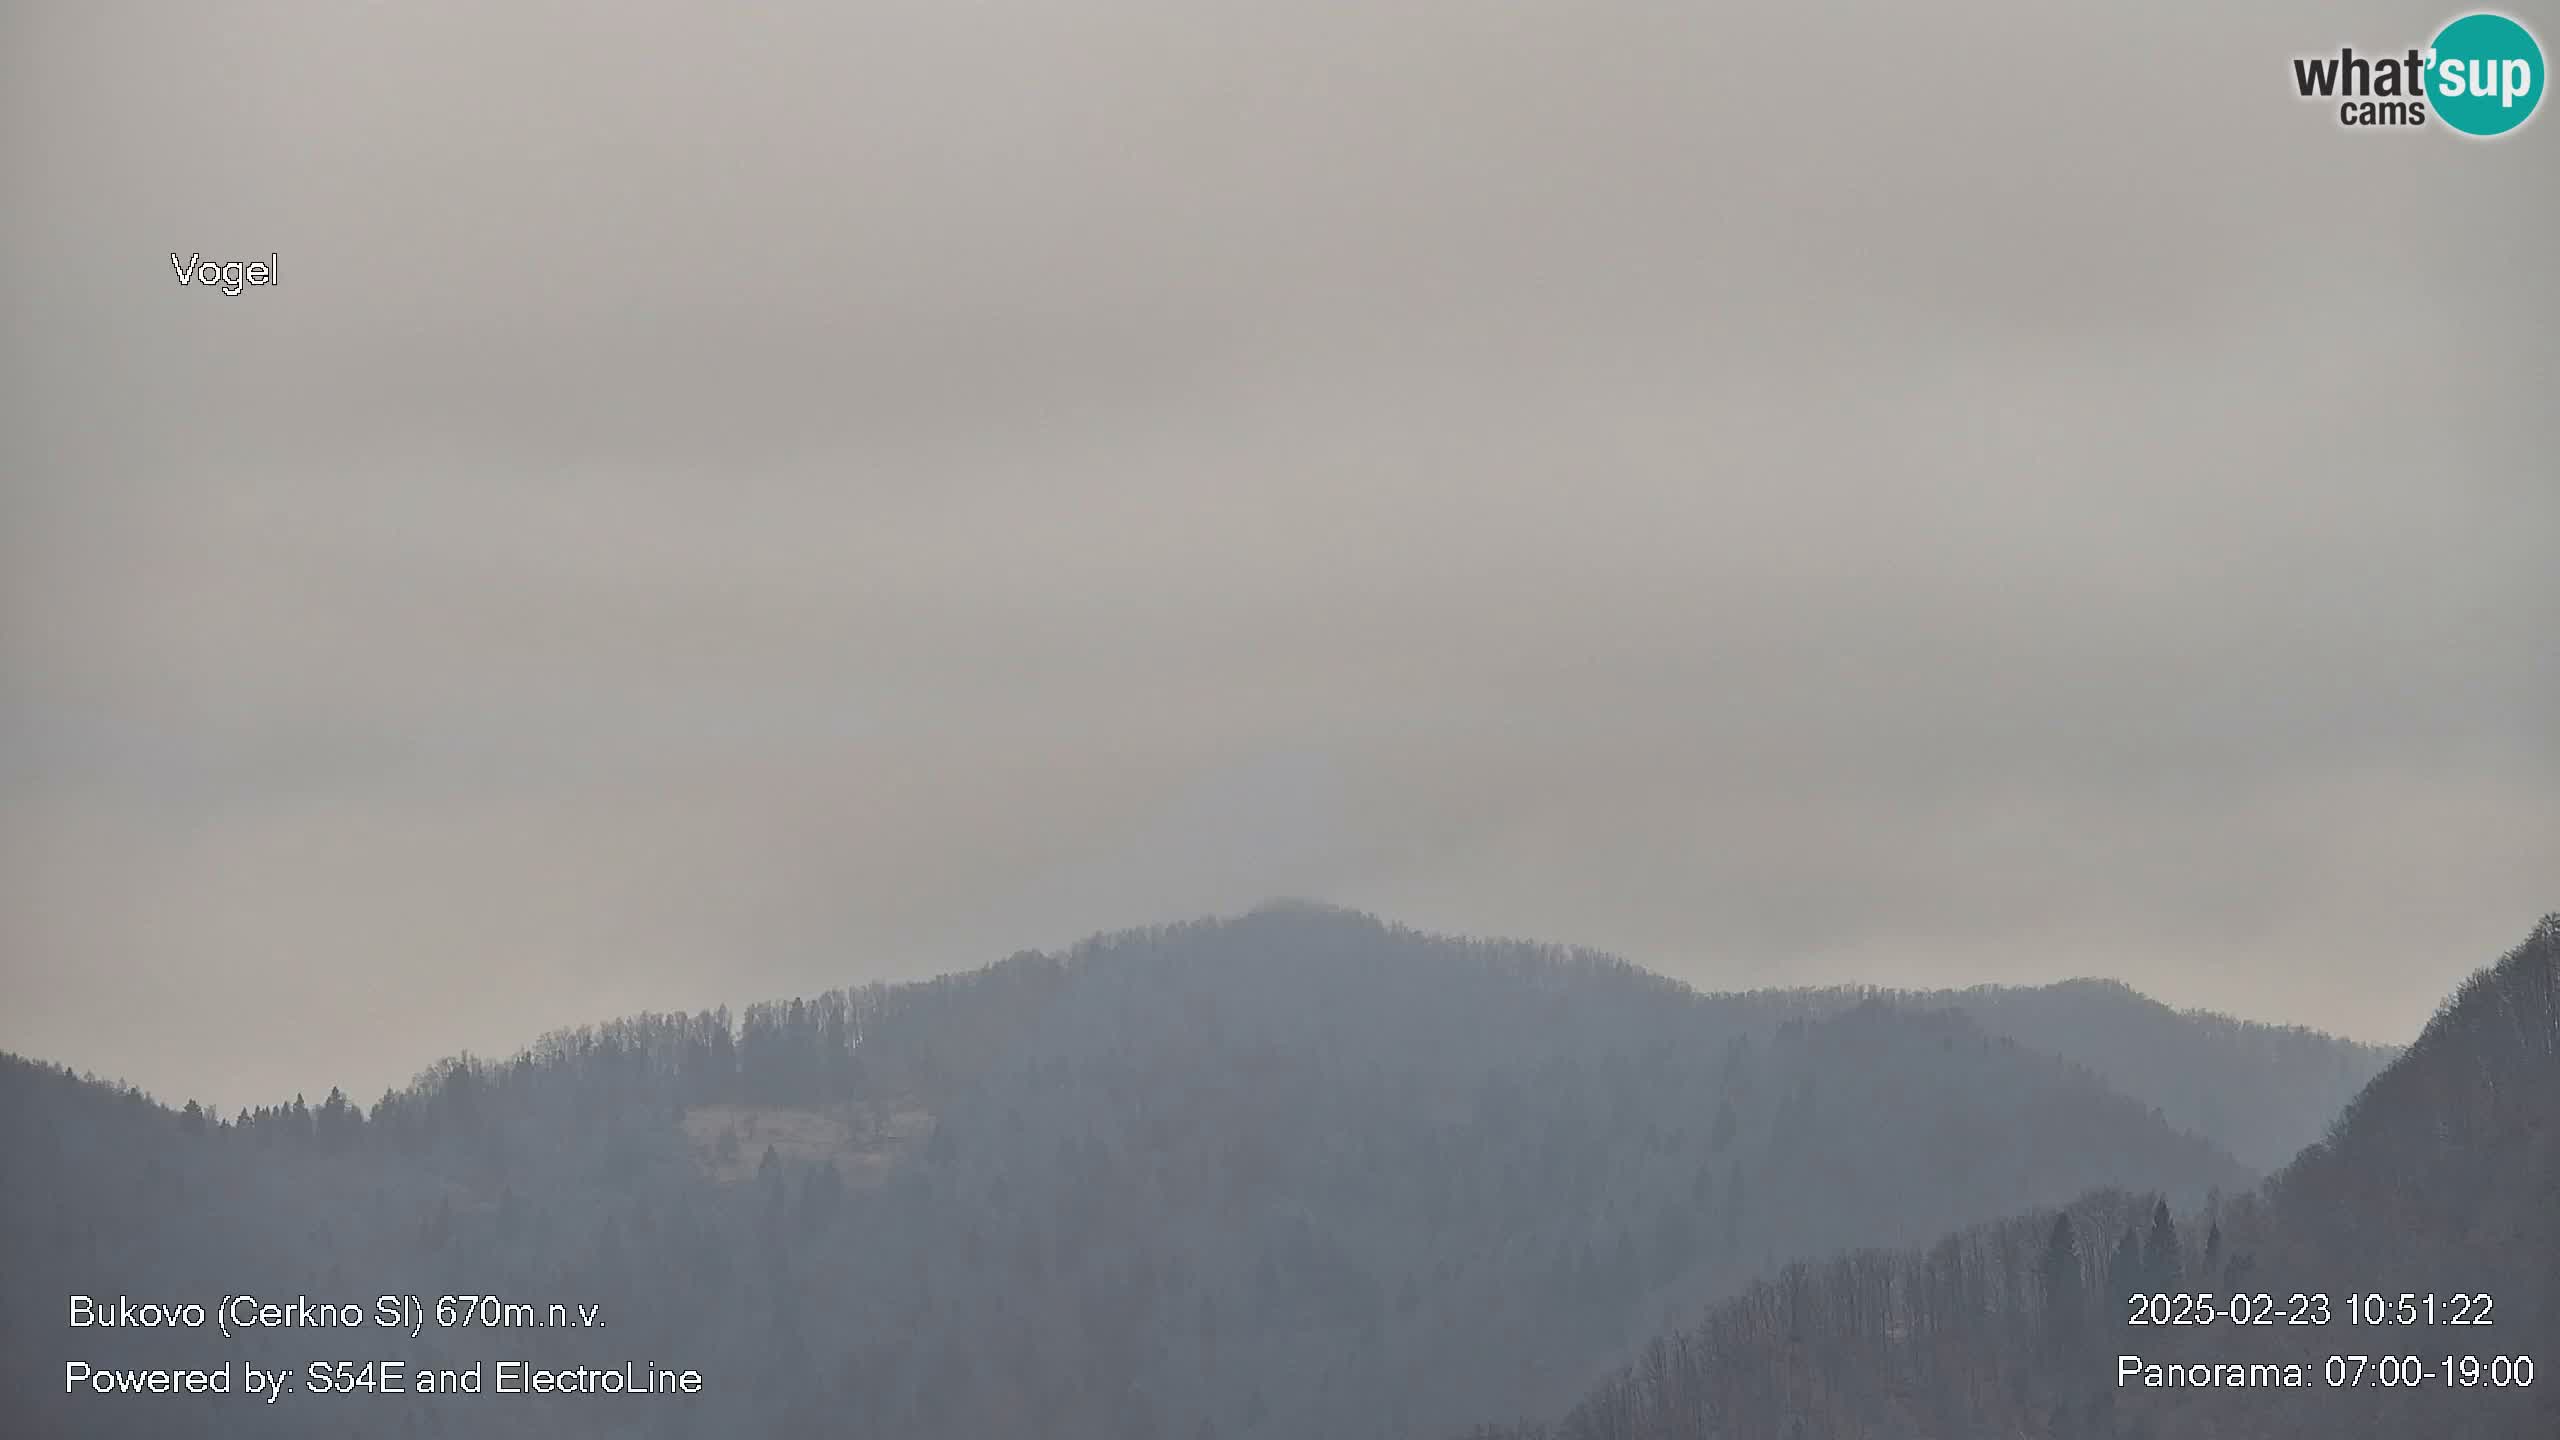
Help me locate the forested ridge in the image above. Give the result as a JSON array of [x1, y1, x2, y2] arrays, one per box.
[[1737, 978, 2393, 1173], [1464, 915, 2560, 1439], [4, 906, 2404, 1438]]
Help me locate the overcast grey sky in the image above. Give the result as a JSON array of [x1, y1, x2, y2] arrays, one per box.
[[4, 1, 2554, 1109]]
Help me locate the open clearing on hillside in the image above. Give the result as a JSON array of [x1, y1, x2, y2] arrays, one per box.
[[680, 1102, 935, 1186]]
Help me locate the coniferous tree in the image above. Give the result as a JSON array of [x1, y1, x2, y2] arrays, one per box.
[[2040, 1212, 2084, 1349], [2141, 1197, 2180, 1290]]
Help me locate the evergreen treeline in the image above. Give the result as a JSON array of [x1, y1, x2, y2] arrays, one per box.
[[1462, 915, 2560, 1439], [0, 906, 2410, 1439]]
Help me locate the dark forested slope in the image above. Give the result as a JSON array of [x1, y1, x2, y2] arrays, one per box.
[[3, 905, 2281, 1439], [1740, 978, 2395, 1172], [1474, 914, 2559, 1440]]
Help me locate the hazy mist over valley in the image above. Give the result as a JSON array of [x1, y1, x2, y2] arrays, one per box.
[[4, 904, 2480, 1439]]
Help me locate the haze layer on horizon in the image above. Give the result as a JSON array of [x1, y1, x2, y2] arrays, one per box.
[[4, 1, 2553, 1106]]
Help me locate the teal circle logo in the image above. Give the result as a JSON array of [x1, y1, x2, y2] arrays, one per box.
[[2430, 13, 2544, 136]]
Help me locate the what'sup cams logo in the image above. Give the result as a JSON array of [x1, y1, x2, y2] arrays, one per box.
[[2293, 11, 2544, 135]]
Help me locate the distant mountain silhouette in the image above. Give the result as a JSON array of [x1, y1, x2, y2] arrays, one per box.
[[1721, 974, 2395, 1171], [1466, 914, 2557, 1439], [1, 906, 2402, 1439]]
